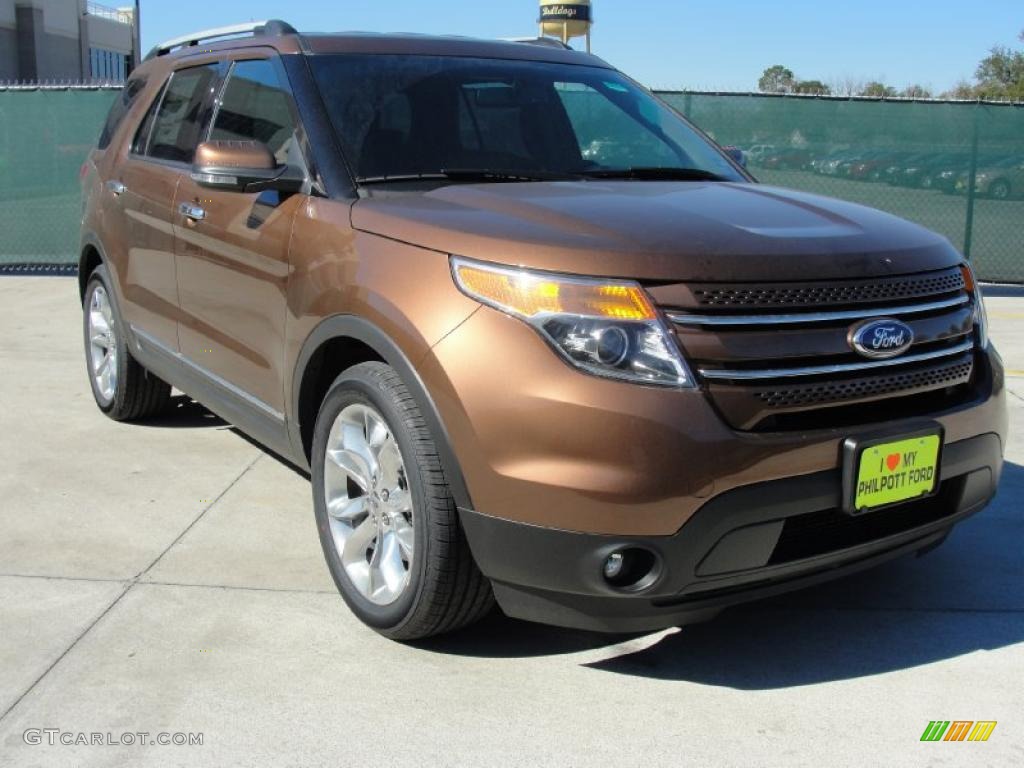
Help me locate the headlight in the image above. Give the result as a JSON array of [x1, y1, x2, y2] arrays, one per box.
[[451, 257, 695, 387], [961, 262, 989, 349]]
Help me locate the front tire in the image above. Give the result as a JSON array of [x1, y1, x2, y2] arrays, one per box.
[[311, 362, 493, 640], [83, 265, 171, 421]]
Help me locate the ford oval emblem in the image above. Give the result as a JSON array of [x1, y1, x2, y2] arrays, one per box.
[[848, 318, 915, 359]]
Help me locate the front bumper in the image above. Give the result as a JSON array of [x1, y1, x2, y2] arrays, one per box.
[[460, 432, 1002, 633], [423, 305, 1007, 632]]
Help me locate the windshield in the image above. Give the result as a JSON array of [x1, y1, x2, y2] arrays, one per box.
[[309, 54, 746, 184]]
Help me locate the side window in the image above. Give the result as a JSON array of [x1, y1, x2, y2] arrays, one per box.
[[210, 59, 298, 164], [145, 64, 219, 164], [98, 75, 147, 150]]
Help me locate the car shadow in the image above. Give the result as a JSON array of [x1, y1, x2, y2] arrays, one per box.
[[149, 396, 1023, 683], [423, 462, 1024, 688], [143, 395, 227, 428], [410, 610, 649, 658]]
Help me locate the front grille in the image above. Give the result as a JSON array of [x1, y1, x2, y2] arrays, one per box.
[[660, 267, 978, 431], [690, 266, 964, 310], [767, 477, 964, 565]]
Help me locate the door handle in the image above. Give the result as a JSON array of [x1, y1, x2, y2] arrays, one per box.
[[106, 180, 126, 196], [179, 202, 206, 222]]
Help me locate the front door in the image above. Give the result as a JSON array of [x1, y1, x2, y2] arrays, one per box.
[[173, 55, 305, 421]]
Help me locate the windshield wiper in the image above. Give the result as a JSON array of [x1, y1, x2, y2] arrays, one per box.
[[356, 169, 582, 185], [578, 167, 730, 182]]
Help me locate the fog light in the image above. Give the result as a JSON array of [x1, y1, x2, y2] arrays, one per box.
[[601, 548, 659, 590], [603, 552, 625, 580]]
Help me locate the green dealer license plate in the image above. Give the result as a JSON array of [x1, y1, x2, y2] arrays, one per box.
[[852, 433, 942, 513]]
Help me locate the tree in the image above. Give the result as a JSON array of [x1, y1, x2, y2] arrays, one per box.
[[759, 65, 796, 94], [973, 45, 1024, 101], [793, 79, 831, 95], [942, 80, 979, 100], [901, 84, 932, 99], [860, 81, 897, 98], [830, 76, 866, 97]]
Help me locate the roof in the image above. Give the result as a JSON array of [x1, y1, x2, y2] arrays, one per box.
[[147, 21, 610, 68]]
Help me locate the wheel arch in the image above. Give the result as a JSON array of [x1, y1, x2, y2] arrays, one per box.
[[290, 315, 472, 510], [78, 234, 107, 303]]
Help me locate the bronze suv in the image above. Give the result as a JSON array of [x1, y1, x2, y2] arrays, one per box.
[[79, 21, 1006, 639]]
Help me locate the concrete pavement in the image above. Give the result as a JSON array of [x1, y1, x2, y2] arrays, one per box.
[[0, 277, 1021, 767]]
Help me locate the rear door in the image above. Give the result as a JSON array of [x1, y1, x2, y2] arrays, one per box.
[[107, 61, 222, 350], [172, 54, 306, 421]]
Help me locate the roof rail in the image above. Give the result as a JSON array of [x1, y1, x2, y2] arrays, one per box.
[[145, 19, 297, 60], [503, 37, 572, 50]]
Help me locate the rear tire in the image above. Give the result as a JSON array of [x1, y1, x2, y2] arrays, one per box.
[[83, 265, 171, 421], [311, 362, 493, 640]]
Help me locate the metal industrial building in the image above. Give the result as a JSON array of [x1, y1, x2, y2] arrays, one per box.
[[0, 0, 137, 83]]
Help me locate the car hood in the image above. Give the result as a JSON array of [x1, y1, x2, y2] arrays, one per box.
[[351, 181, 961, 282]]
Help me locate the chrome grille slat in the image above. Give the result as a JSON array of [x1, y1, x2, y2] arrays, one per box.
[[667, 295, 969, 327], [698, 340, 974, 381]]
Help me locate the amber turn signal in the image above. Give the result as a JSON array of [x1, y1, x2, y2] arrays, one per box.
[[452, 260, 656, 321]]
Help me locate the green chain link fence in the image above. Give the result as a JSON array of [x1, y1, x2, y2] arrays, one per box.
[[0, 87, 117, 268], [662, 92, 1024, 283], [1, 87, 1022, 281]]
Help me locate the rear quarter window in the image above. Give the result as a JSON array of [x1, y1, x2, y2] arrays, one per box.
[[97, 75, 148, 150], [134, 64, 219, 164]]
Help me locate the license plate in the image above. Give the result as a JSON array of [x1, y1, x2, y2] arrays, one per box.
[[848, 431, 942, 513]]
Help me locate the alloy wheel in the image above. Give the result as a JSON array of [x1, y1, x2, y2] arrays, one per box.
[[323, 403, 415, 605], [87, 285, 118, 402]]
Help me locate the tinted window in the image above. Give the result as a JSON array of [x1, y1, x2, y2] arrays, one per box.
[[309, 54, 743, 182], [98, 75, 147, 149], [210, 59, 297, 164], [130, 81, 165, 155], [145, 64, 219, 163]]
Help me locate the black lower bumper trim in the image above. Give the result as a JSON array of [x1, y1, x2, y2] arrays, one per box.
[[459, 432, 1002, 633]]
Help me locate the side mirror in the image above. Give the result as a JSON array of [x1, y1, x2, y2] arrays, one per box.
[[191, 140, 304, 194]]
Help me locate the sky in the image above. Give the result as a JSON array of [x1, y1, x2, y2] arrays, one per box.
[[137, 0, 1023, 93]]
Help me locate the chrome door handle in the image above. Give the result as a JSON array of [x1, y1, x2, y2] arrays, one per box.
[[179, 202, 206, 221], [106, 180, 126, 195]]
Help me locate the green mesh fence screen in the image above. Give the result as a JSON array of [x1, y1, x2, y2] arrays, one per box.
[[661, 92, 1024, 283], [0, 88, 117, 266], [1, 87, 1022, 282]]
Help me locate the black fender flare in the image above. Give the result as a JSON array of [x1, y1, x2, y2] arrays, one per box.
[[289, 315, 472, 510]]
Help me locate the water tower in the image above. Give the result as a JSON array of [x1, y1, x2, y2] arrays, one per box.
[[538, 1, 593, 52]]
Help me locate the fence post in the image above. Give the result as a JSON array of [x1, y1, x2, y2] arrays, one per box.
[[962, 103, 980, 260]]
